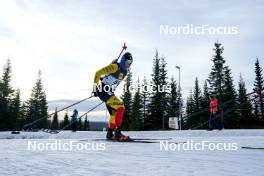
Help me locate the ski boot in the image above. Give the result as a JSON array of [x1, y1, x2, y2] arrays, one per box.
[[106, 128, 115, 140], [114, 127, 131, 142]]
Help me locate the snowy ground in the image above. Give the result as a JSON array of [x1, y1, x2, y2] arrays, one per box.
[[0, 130, 264, 176]]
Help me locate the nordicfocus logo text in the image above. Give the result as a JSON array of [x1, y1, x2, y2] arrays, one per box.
[[160, 24, 239, 35], [160, 140, 238, 151], [93, 83, 171, 94], [28, 140, 106, 151]]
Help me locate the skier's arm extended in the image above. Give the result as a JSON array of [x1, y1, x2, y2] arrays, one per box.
[[93, 64, 118, 84]]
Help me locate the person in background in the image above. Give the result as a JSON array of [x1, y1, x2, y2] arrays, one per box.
[[209, 95, 223, 130], [71, 109, 78, 132]]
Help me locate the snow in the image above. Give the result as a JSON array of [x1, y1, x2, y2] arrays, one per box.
[[0, 130, 264, 176]]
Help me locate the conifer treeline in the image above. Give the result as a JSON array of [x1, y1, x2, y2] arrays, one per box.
[[122, 42, 264, 130], [0, 59, 48, 130], [0, 60, 90, 131], [1, 41, 263, 131], [121, 50, 182, 130]]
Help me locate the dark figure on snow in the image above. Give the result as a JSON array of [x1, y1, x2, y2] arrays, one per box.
[[209, 95, 223, 130], [71, 109, 78, 132]]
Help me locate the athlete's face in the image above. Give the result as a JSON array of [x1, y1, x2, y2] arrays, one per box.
[[125, 60, 132, 68]]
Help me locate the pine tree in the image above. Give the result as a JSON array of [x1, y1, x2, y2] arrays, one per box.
[[208, 42, 225, 100], [78, 118, 83, 131], [19, 102, 28, 130], [186, 90, 195, 129], [201, 81, 210, 106], [253, 99, 259, 123], [0, 59, 13, 98], [140, 75, 149, 129], [253, 58, 264, 123], [47, 119, 52, 130], [26, 71, 48, 129], [51, 108, 59, 130], [146, 50, 163, 130], [131, 77, 143, 130], [9, 89, 21, 130], [84, 115, 90, 131], [207, 42, 239, 128], [167, 77, 178, 117], [167, 77, 178, 129], [121, 71, 133, 130], [62, 112, 70, 130], [238, 74, 253, 128], [145, 50, 163, 130], [192, 77, 203, 128], [160, 56, 168, 129], [200, 81, 210, 129], [0, 59, 14, 130], [222, 66, 238, 128], [185, 78, 205, 130], [146, 51, 169, 130], [193, 78, 202, 112]]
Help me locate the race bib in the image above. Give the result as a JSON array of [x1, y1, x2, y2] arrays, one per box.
[[101, 75, 121, 87]]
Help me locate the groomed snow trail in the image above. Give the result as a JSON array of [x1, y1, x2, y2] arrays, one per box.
[[0, 130, 263, 176]]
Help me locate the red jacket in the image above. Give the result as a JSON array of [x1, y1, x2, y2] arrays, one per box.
[[210, 98, 219, 113]]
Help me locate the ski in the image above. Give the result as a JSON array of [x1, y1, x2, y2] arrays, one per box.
[[79, 138, 159, 143], [127, 137, 172, 141], [80, 137, 172, 142], [79, 138, 186, 144], [241, 146, 264, 150], [106, 139, 159, 143]]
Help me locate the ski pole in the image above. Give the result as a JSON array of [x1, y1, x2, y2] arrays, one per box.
[[112, 42, 127, 63], [23, 95, 94, 130], [117, 42, 127, 59]]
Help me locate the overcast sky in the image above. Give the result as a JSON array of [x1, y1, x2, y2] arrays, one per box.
[[0, 0, 263, 116]]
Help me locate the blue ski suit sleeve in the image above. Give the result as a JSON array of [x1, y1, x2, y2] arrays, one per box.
[[71, 111, 78, 121]]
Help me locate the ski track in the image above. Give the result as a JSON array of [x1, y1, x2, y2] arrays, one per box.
[[0, 130, 264, 176]]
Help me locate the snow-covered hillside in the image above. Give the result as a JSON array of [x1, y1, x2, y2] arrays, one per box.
[[0, 130, 263, 176]]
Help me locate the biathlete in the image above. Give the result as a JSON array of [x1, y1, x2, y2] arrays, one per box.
[[92, 52, 133, 141]]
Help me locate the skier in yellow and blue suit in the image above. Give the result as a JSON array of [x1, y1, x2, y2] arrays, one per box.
[[92, 52, 133, 141]]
